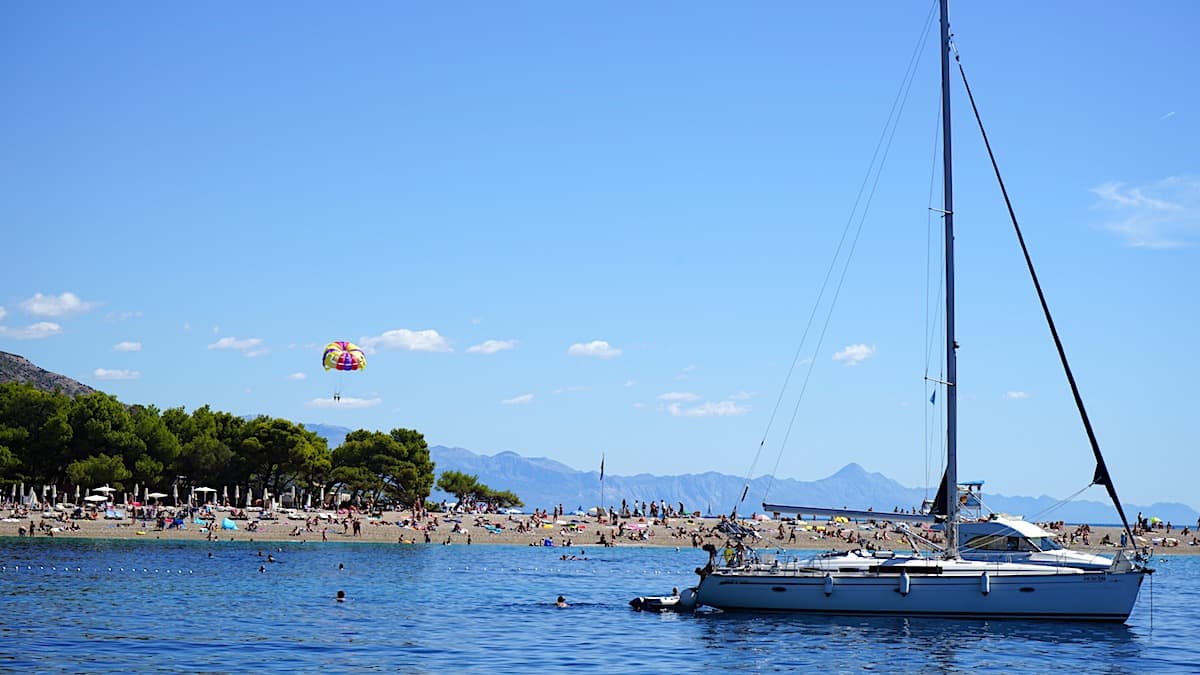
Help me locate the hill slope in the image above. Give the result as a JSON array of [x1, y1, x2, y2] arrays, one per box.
[[0, 351, 96, 397]]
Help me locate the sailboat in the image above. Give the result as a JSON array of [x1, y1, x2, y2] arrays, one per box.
[[687, 0, 1153, 622]]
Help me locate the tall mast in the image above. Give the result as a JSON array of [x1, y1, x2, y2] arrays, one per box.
[[939, 0, 959, 558]]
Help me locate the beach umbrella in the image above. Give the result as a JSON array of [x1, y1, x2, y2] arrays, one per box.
[[222, 486, 228, 504], [92, 486, 116, 494], [235, 485, 240, 503], [245, 487, 253, 508], [75, 484, 80, 504], [19, 483, 25, 501], [51, 485, 57, 503], [305, 492, 311, 509], [320, 486, 325, 508], [84, 495, 108, 503], [291, 485, 297, 506], [147, 492, 168, 500]]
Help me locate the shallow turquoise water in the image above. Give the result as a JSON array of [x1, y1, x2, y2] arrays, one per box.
[[0, 539, 1194, 672]]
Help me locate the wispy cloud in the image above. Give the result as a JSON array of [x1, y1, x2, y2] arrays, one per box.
[[105, 311, 141, 322], [833, 343, 876, 366], [1005, 391, 1030, 400], [287, 372, 307, 381], [1091, 176, 1200, 248], [624, 379, 636, 387], [567, 340, 622, 359], [20, 292, 95, 318], [1160, 111, 1176, 120], [675, 364, 697, 380], [553, 385, 590, 395], [728, 391, 756, 400], [657, 392, 701, 402], [306, 396, 381, 409], [359, 328, 452, 353], [0, 306, 7, 321], [502, 393, 534, 405], [113, 341, 142, 352], [0, 322, 62, 340], [666, 400, 750, 417], [467, 339, 517, 354], [208, 336, 268, 357], [94, 368, 139, 380]]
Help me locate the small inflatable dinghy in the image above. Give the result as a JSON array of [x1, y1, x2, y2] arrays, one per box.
[[629, 587, 697, 612]]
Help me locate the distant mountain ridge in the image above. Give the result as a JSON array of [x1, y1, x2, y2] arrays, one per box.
[[413, 446, 1196, 525], [297, 422, 1196, 525], [0, 351, 97, 397]]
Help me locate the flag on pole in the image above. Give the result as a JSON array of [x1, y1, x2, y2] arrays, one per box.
[[930, 390, 936, 405], [600, 455, 605, 481]]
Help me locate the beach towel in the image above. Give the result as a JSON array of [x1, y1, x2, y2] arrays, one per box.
[[221, 518, 238, 530]]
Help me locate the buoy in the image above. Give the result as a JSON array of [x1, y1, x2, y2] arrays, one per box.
[[981, 571, 991, 596], [899, 571, 911, 596], [823, 573, 834, 596]]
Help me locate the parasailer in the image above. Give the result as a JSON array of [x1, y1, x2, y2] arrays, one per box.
[[323, 341, 365, 401]]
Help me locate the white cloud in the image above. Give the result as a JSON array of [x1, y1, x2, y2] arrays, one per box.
[[94, 368, 139, 380], [833, 344, 876, 366], [306, 396, 381, 409], [729, 391, 756, 400], [666, 400, 750, 417], [1160, 111, 1176, 120], [675, 364, 697, 380], [552, 385, 590, 395], [208, 336, 268, 357], [1091, 177, 1200, 248], [183, 323, 192, 332], [632, 402, 648, 409], [105, 311, 141, 322], [567, 340, 622, 359], [359, 328, 452, 353], [0, 306, 6, 320], [467, 339, 517, 354], [0, 322, 63, 340], [287, 372, 307, 381], [1005, 391, 1030, 400], [624, 379, 636, 387], [658, 392, 701, 402], [113, 341, 142, 352], [20, 292, 95, 317], [502, 393, 534, 405]]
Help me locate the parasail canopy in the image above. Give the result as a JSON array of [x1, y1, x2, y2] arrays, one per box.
[[323, 341, 366, 372]]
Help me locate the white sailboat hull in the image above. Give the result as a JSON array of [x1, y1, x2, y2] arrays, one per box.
[[694, 561, 1146, 621]]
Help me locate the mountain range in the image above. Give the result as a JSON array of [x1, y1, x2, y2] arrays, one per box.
[[303, 423, 1197, 525]]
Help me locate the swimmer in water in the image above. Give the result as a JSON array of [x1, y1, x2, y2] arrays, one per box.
[[556, 596, 568, 608]]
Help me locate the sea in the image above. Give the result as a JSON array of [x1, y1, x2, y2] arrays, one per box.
[[0, 538, 1196, 673]]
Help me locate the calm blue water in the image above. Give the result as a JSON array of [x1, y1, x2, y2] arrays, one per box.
[[0, 538, 1195, 673]]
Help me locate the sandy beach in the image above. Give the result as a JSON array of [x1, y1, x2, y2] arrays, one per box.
[[4, 507, 1195, 557]]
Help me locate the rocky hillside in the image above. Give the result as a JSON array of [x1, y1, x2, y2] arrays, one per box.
[[0, 351, 96, 397]]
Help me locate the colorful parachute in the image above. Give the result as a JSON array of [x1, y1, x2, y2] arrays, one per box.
[[323, 341, 366, 371]]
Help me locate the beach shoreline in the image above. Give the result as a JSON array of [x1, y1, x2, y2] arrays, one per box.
[[3, 509, 1194, 557]]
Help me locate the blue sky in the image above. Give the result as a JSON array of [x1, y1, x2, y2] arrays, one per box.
[[2, 2, 1197, 509]]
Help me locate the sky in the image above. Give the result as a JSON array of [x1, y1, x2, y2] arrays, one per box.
[[2, 1, 1197, 510]]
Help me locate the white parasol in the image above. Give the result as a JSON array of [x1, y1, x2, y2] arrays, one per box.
[[84, 494, 108, 503], [92, 486, 116, 494]]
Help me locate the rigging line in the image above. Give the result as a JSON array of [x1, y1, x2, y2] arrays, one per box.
[[923, 93, 943, 499], [737, 0, 940, 512], [1023, 482, 1093, 524], [764, 5, 940, 500], [953, 48, 1138, 548]]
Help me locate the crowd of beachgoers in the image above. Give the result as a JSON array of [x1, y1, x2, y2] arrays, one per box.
[[2, 495, 1197, 556]]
